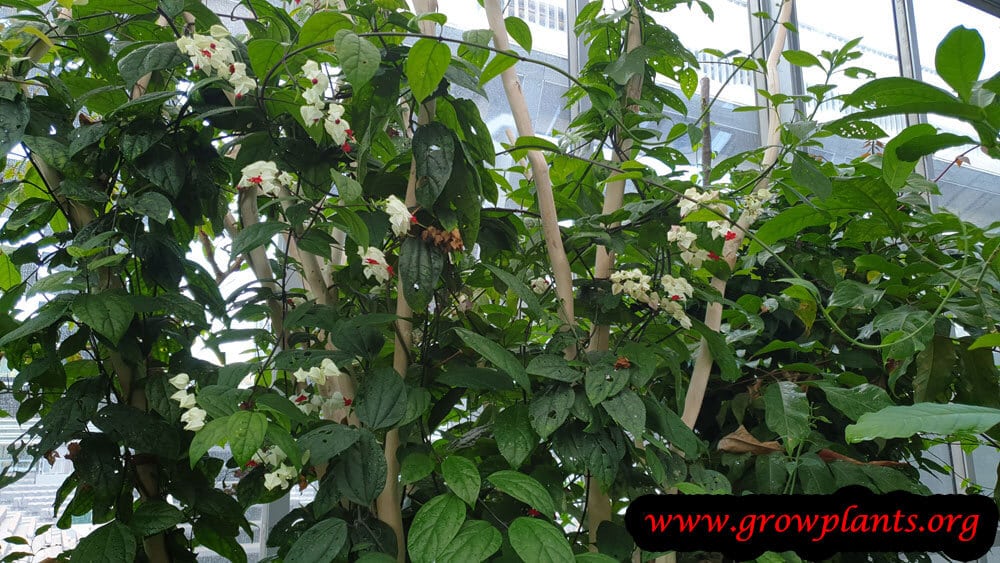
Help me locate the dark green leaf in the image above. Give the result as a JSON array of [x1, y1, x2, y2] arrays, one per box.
[[454, 328, 529, 392], [526, 355, 581, 383], [763, 381, 810, 452], [494, 404, 537, 468], [336, 32, 381, 88], [298, 423, 360, 466], [295, 12, 353, 49], [227, 411, 267, 467], [117, 43, 186, 89], [488, 470, 555, 518], [442, 456, 480, 507], [137, 149, 185, 196], [815, 382, 893, 422], [131, 501, 185, 537], [914, 336, 957, 403], [123, 191, 172, 224], [0, 98, 29, 157], [790, 153, 832, 199], [356, 367, 407, 430], [71, 521, 136, 563], [72, 292, 134, 344], [407, 493, 466, 563], [528, 386, 574, 440], [332, 430, 385, 505], [412, 123, 455, 209], [285, 518, 348, 563], [748, 206, 829, 254], [483, 264, 544, 319], [601, 390, 646, 437], [230, 221, 288, 258], [508, 517, 574, 563], [436, 520, 502, 563], [399, 238, 444, 311], [828, 280, 884, 310]]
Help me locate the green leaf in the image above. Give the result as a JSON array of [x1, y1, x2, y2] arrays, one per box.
[[0, 294, 71, 346], [494, 404, 537, 468], [782, 50, 821, 68], [479, 51, 518, 86], [895, 132, 977, 162], [796, 453, 835, 494], [117, 43, 186, 89], [606, 46, 649, 86], [355, 367, 407, 430], [575, 554, 620, 563], [846, 403, 1000, 442], [508, 517, 574, 563], [691, 320, 740, 382], [193, 520, 247, 563], [406, 38, 451, 103], [71, 522, 136, 563], [437, 520, 502, 563], [488, 470, 555, 518], [136, 149, 185, 196], [131, 500, 185, 537], [815, 382, 893, 422], [454, 328, 529, 392], [828, 280, 884, 310], [230, 221, 288, 258], [295, 12, 353, 49], [584, 364, 629, 406], [528, 386, 574, 440], [790, 153, 832, 199], [227, 411, 267, 467], [407, 493, 467, 563], [123, 191, 172, 224], [412, 123, 455, 209], [0, 251, 21, 291], [754, 453, 788, 494], [601, 390, 646, 437], [72, 292, 134, 344], [400, 452, 435, 485], [285, 518, 348, 563], [247, 40, 284, 85], [969, 333, 1000, 350], [335, 32, 381, 88], [399, 238, 444, 311], [483, 264, 545, 319], [914, 336, 957, 403], [763, 381, 810, 452], [936, 26, 984, 101], [332, 429, 386, 505], [442, 455, 481, 507], [882, 123, 936, 189], [0, 98, 29, 157], [526, 355, 581, 383], [504, 17, 532, 52], [748, 206, 829, 255]]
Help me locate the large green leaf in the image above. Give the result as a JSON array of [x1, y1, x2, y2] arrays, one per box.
[[407, 493, 466, 563], [601, 390, 646, 437], [748, 206, 829, 254], [882, 123, 936, 189], [914, 336, 957, 403], [0, 251, 21, 291], [0, 294, 71, 346], [895, 132, 977, 162], [0, 97, 29, 157], [494, 404, 537, 468], [436, 520, 502, 563], [483, 264, 545, 319], [355, 367, 407, 430], [846, 403, 1000, 442], [131, 500, 185, 537], [285, 518, 348, 563], [526, 355, 581, 383], [72, 292, 134, 344], [295, 11, 353, 49], [790, 153, 832, 199], [691, 320, 740, 382], [123, 191, 172, 224], [230, 221, 288, 258], [137, 149, 185, 196], [226, 411, 267, 467], [442, 455, 480, 507], [505, 17, 532, 52], [935, 25, 984, 101], [528, 386, 574, 440], [488, 470, 555, 519], [412, 123, 455, 209], [335, 31, 381, 88], [508, 517, 574, 563], [454, 328, 529, 392], [332, 429, 386, 505], [117, 42, 186, 89], [399, 237, 444, 311], [828, 280, 884, 310], [405, 38, 451, 103], [189, 418, 229, 467], [72, 522, 137, 563], [763, 381, 810, 452], [815, 382, 893, 422]]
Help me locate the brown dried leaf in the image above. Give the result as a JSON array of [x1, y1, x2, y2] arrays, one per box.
[[717, 425, 782, 455]]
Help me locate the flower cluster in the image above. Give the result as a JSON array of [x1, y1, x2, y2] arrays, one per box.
[[236, 161, 296, 196], [298, 60, 354, 151], [660, 275, 694, 329], [742, 187, 774, 224], [290, 359, 349, 415], [358, 247, 393, 283], [384, 195, 416, 237], [246, 446, 298, 491], [610, 268, 662, 310], [176, 27, 256, 99], [530, 276, 550, 295], [667, 225, 726, 269], [169, 373, 207, 431]]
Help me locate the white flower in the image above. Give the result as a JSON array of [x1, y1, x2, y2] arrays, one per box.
[[384, 195, 415, 237], [530, 277, 550, 295], [646, 291, 662, 311], [664, 300, 692, 329], [170, 389, 196, 410], [209, 25, 230, 39], [180, 407, 207, 431], [292, 368, 311, 384], [228, 63, 256, 98], [661, 275, 694, 302], [278, 171, 296, 189], [264, 469, 288, 490], [300, 104, 324, 126], [358, 246, 392, 283], [258, 446, 287, 468], [707, 220, 731, 240], [320, 358, 342, 380], [680, 248, 710, 269], [679, 187, 702, 218], [168, 373, 189, 390], [306, 366, 326, 386], [667, 225, 697, 250], [302, 60, 329, 91], [276, 464, 297, 481], [324, 105, 351, 145], [303, 87, 325, 107], [238, 160, 281, 196], [293, 391, 319, 415]]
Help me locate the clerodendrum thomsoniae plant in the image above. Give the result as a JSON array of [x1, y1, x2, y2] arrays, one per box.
[[0, 0, 998, 561]]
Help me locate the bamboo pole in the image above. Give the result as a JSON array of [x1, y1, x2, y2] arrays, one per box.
[[680, 0, 792, 428]]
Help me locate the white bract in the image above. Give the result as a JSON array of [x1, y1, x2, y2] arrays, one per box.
[[661, 274, 694, 302], [170, 389, 196, 410], [238, 161, 282, 196], [384, 195, 415, 237], [530, 277, 550, 295], [359, 247, 392, 283], [168, 373, 189, 390], [180, 407, 207, 431], [324, 103, 352, 145]]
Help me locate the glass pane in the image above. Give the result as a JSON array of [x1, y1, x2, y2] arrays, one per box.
[[913, 0, 1000, 225], [797, 0, 902, 162]]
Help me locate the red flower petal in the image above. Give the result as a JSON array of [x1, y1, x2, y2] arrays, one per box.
[[725, 230, 737, 241]]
